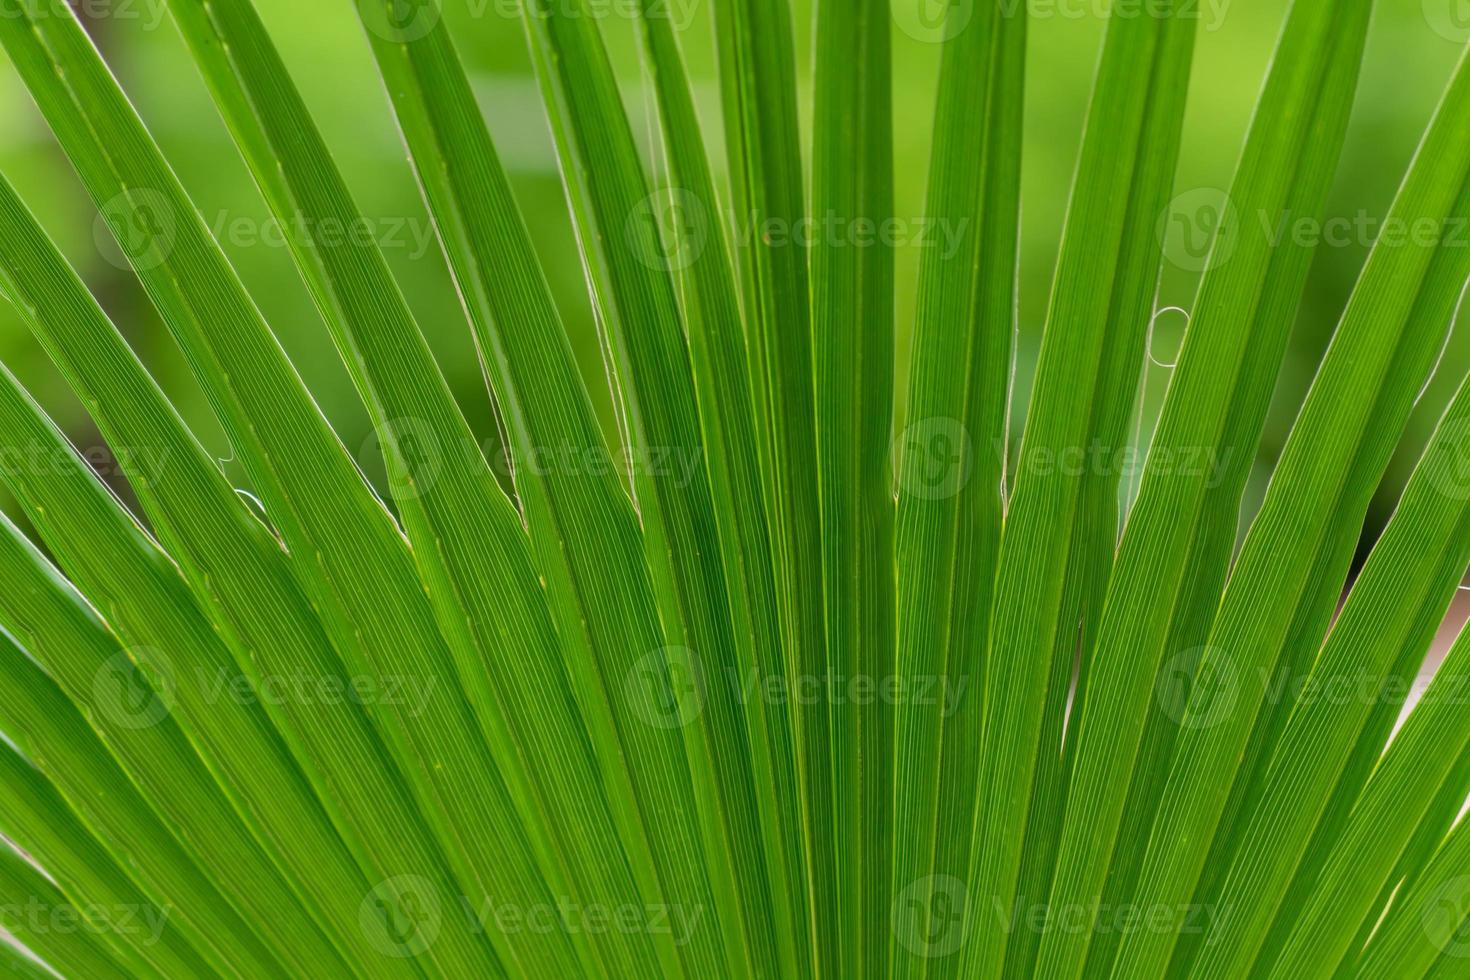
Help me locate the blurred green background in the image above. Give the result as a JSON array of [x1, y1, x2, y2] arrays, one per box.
[[0, 0, 1465, 559]]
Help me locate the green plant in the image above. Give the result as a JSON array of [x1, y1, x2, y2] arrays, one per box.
[[0, 0, 1466, 977]]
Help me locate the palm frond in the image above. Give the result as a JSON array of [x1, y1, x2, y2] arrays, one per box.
[[0, 0, 1465, 978]]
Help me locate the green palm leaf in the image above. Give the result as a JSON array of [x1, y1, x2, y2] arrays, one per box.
[[0, 0, 1465, 977]]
